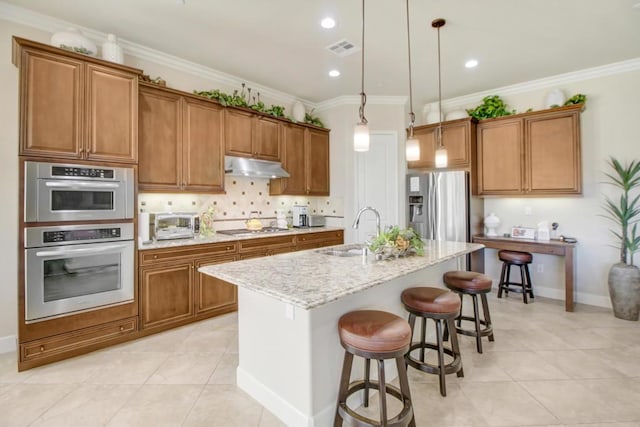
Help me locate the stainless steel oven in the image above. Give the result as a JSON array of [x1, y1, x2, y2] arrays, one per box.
[[24, 161, 134, 223], [24, 223, 134, 323]]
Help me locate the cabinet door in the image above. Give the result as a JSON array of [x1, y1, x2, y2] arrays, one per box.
[[138, 86, 182, 190], [407, 127, 436, 169], [254, 116, 281, 161], [442, 121, 472, 169], [306, 128, 330, 195], [526, 111, 581, 194], [18, 49, 83, 158], [139, 262, 194, 330], [85, 64, 138, 163], [183, 98, 225, 192], [224, 109, 254, 157], [270, 123, 306, 195], [477, 119, 524, 195], [195, 255, 237, 316]]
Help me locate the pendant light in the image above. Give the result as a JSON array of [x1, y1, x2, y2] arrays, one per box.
[[405, 0, 420, 162], [433, 18, 448, 168], [353, 0, 369, 152]]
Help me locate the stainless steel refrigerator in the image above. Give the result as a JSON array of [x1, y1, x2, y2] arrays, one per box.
[[407, 171, 484, 269]]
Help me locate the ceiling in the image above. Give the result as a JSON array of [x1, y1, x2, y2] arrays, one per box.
[[4, 0, 640, 106]]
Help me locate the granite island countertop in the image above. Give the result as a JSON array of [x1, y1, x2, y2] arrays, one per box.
[[199, 240, 483, 310], [138, 226, 344, 250]]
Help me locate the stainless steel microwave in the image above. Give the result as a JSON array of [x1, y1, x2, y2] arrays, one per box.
[[24, 161, 134, 223]]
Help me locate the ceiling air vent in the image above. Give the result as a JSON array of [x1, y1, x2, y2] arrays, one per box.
[[325, 39, 360, 57]]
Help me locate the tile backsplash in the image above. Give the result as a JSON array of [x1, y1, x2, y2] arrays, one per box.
[[139, 176, 344, 230]]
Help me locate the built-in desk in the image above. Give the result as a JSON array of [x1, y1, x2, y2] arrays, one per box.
[[472, 235, 577, 312]]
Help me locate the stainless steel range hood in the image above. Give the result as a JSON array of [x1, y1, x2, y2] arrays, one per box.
[[224, 156, 290, 178]]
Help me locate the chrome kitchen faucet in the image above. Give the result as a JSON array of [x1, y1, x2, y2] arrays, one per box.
[[352, 206, 381, 237]]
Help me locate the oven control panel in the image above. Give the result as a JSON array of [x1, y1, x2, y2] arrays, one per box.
[[43, 228, 122, 243], [51, 166, 115, 179]]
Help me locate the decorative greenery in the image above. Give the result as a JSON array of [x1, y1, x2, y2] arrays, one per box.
[[466, 95, 516, 120], [304, 112, 325, 128], [193, 84, 287, 119], [194, 88, 248, 107], [564, 93, 587, 106], [602, 157, 640, 265], [368, 226, 424, 257]]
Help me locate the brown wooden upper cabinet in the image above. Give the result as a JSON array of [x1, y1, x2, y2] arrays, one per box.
[[224, 109, 281, 161], [407, 118, 477, 170], [138, 84, 225, 193], [270, 124, 330, 196], [12, 37, 140, 163], [476, 104, 583, 196]]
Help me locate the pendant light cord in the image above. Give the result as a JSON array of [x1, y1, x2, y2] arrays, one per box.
[[406, 0, 414, 137], [359, 0, 368, 125], [433, 19, 445, 148]]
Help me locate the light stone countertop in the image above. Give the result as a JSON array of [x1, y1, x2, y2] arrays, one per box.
[[138, 226, 344, 250], [199, 240, 484, 310]]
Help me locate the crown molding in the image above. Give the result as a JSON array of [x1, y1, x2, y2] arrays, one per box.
[[441, 57, 640, 111], [0, 1, 314, 109], [315, 95, 408, 112]]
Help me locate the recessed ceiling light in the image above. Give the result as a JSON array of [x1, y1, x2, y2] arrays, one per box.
[[328, 69, 340, 77], [465, 59, 478, 68], [321, 17, 336, 29]]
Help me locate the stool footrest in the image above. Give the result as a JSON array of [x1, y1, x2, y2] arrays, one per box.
[[406, 342, 462, 375], [456, 315, 493, 338], [337, 380, 413, 427]]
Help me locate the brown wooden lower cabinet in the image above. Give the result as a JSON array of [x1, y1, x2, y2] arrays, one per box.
[[196, 256, 238, 316], [296, 230, 344, 251]]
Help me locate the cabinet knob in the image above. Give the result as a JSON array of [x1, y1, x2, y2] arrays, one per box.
[[153, 255, 158, 259], [119, 326, 124, 332], [226, 246, 232, 251], [39, 345, 45, 352]]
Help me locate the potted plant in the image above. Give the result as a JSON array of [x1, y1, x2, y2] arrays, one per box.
[[603, 157, 640, 320]]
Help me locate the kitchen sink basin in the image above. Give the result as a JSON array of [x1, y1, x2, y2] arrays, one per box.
[[317, 243, 368, 257]]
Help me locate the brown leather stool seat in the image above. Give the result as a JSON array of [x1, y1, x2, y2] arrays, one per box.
[[401, 287, 463, 397], [334, 310, 415, 427], [497, 250, 534, 303], [443, 271, 495, 354]]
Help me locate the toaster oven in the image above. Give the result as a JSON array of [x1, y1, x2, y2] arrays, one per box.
[[150, 213, 200, 240]]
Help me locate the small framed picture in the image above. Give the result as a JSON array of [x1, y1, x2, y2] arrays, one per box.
[[511, 226, 536, 239]]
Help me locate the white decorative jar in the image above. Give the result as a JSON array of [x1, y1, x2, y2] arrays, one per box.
[[51, 27, 97, 56], [101, 34, 124, 64], [445, 109, 468, 121], [545, 88, 565, 109], [423, 103, 441, 124], [484, 212, 501, 237], [291, 101, 305, 122]]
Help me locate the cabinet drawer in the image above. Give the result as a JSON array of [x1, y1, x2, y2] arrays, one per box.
[[140, 242, 237, 265], [296, 230, 344, 244], [21, 317, 137, 362], [238, 235, 296, 253]]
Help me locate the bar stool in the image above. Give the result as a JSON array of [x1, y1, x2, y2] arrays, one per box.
[[401, 287, 463, 397], [497, 250, 534, 303], [334, 310, 415, 427], [443, 271, 494, 354]]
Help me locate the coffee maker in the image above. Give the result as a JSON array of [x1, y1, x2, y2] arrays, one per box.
[[292, 205, 308, 228]]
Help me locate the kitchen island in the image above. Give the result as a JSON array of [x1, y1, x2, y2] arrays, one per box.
[[199, 240, 483, 426]]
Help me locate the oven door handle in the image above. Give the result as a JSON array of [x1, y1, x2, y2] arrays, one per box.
[[45, 181, 120, 189], [35, 244, 129, 257]]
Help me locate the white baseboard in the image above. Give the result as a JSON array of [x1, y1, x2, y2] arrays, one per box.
[[0, 335, 17, 354]]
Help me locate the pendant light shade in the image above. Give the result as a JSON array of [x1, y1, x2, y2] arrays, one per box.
[[404, 0, 419, 162], [354, 0, 370, 152], [354, 122, 370, 152], [433, 18, 448, 168]]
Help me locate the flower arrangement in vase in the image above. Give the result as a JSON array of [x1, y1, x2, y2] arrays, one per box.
[[368, 226, 424, 260], [199, 204, 216, 237]]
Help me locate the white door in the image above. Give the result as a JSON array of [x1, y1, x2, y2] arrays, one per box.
[[354, 132, 399, 243]]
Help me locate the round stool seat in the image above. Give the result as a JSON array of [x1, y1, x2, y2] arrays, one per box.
[[499, 250, 533, 264], [443, 271, 492, 292], [338, 310, 411, 354], [402, 287, 461, 315]]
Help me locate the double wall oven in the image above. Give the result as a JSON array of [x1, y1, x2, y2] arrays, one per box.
[[23, 161, 135, 323]]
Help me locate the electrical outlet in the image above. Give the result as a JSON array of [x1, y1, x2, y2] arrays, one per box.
[[537, 264, 544, 273], [285, 303, 295, 320], [524, 206, 533, 216]]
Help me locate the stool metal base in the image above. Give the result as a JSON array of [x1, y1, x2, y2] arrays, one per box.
[[450, 292, 494, 354], [498, 262, 534, 303]]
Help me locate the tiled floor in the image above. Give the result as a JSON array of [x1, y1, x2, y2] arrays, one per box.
[[1, 292, 640, 426]]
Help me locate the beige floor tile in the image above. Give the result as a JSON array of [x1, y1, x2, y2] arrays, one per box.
[[0, 383, 74, 427], [180, 329, 236, 354], [208, 352, 238, 385], [24, 351, 111, 384], [583, 346, 640, 378], [536, 349, 627, 379], [520, 380, 621, 423], [591, 327, 640, 348], [30, 384, 139, 427], [580, 378, 640, 421], [258, 408, 286, 427], [461, 381, 560, 426], [410, 382, 491, 426], [85, 352, 169, 384], [146, 352, 223, 385], [514, 328, 577, 351], [107, 384, 203, 427], [542, 327, 621, 350], [0, 352, 33, 384], [182, 384, 263, 427], [106, 327, 191, 354], [490, 351, 570, 381]]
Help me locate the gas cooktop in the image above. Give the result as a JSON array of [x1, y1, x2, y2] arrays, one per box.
[[216, 227, 290, 236]]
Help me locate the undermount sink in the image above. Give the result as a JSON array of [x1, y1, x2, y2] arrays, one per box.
[[316, 243, 368, 257]]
